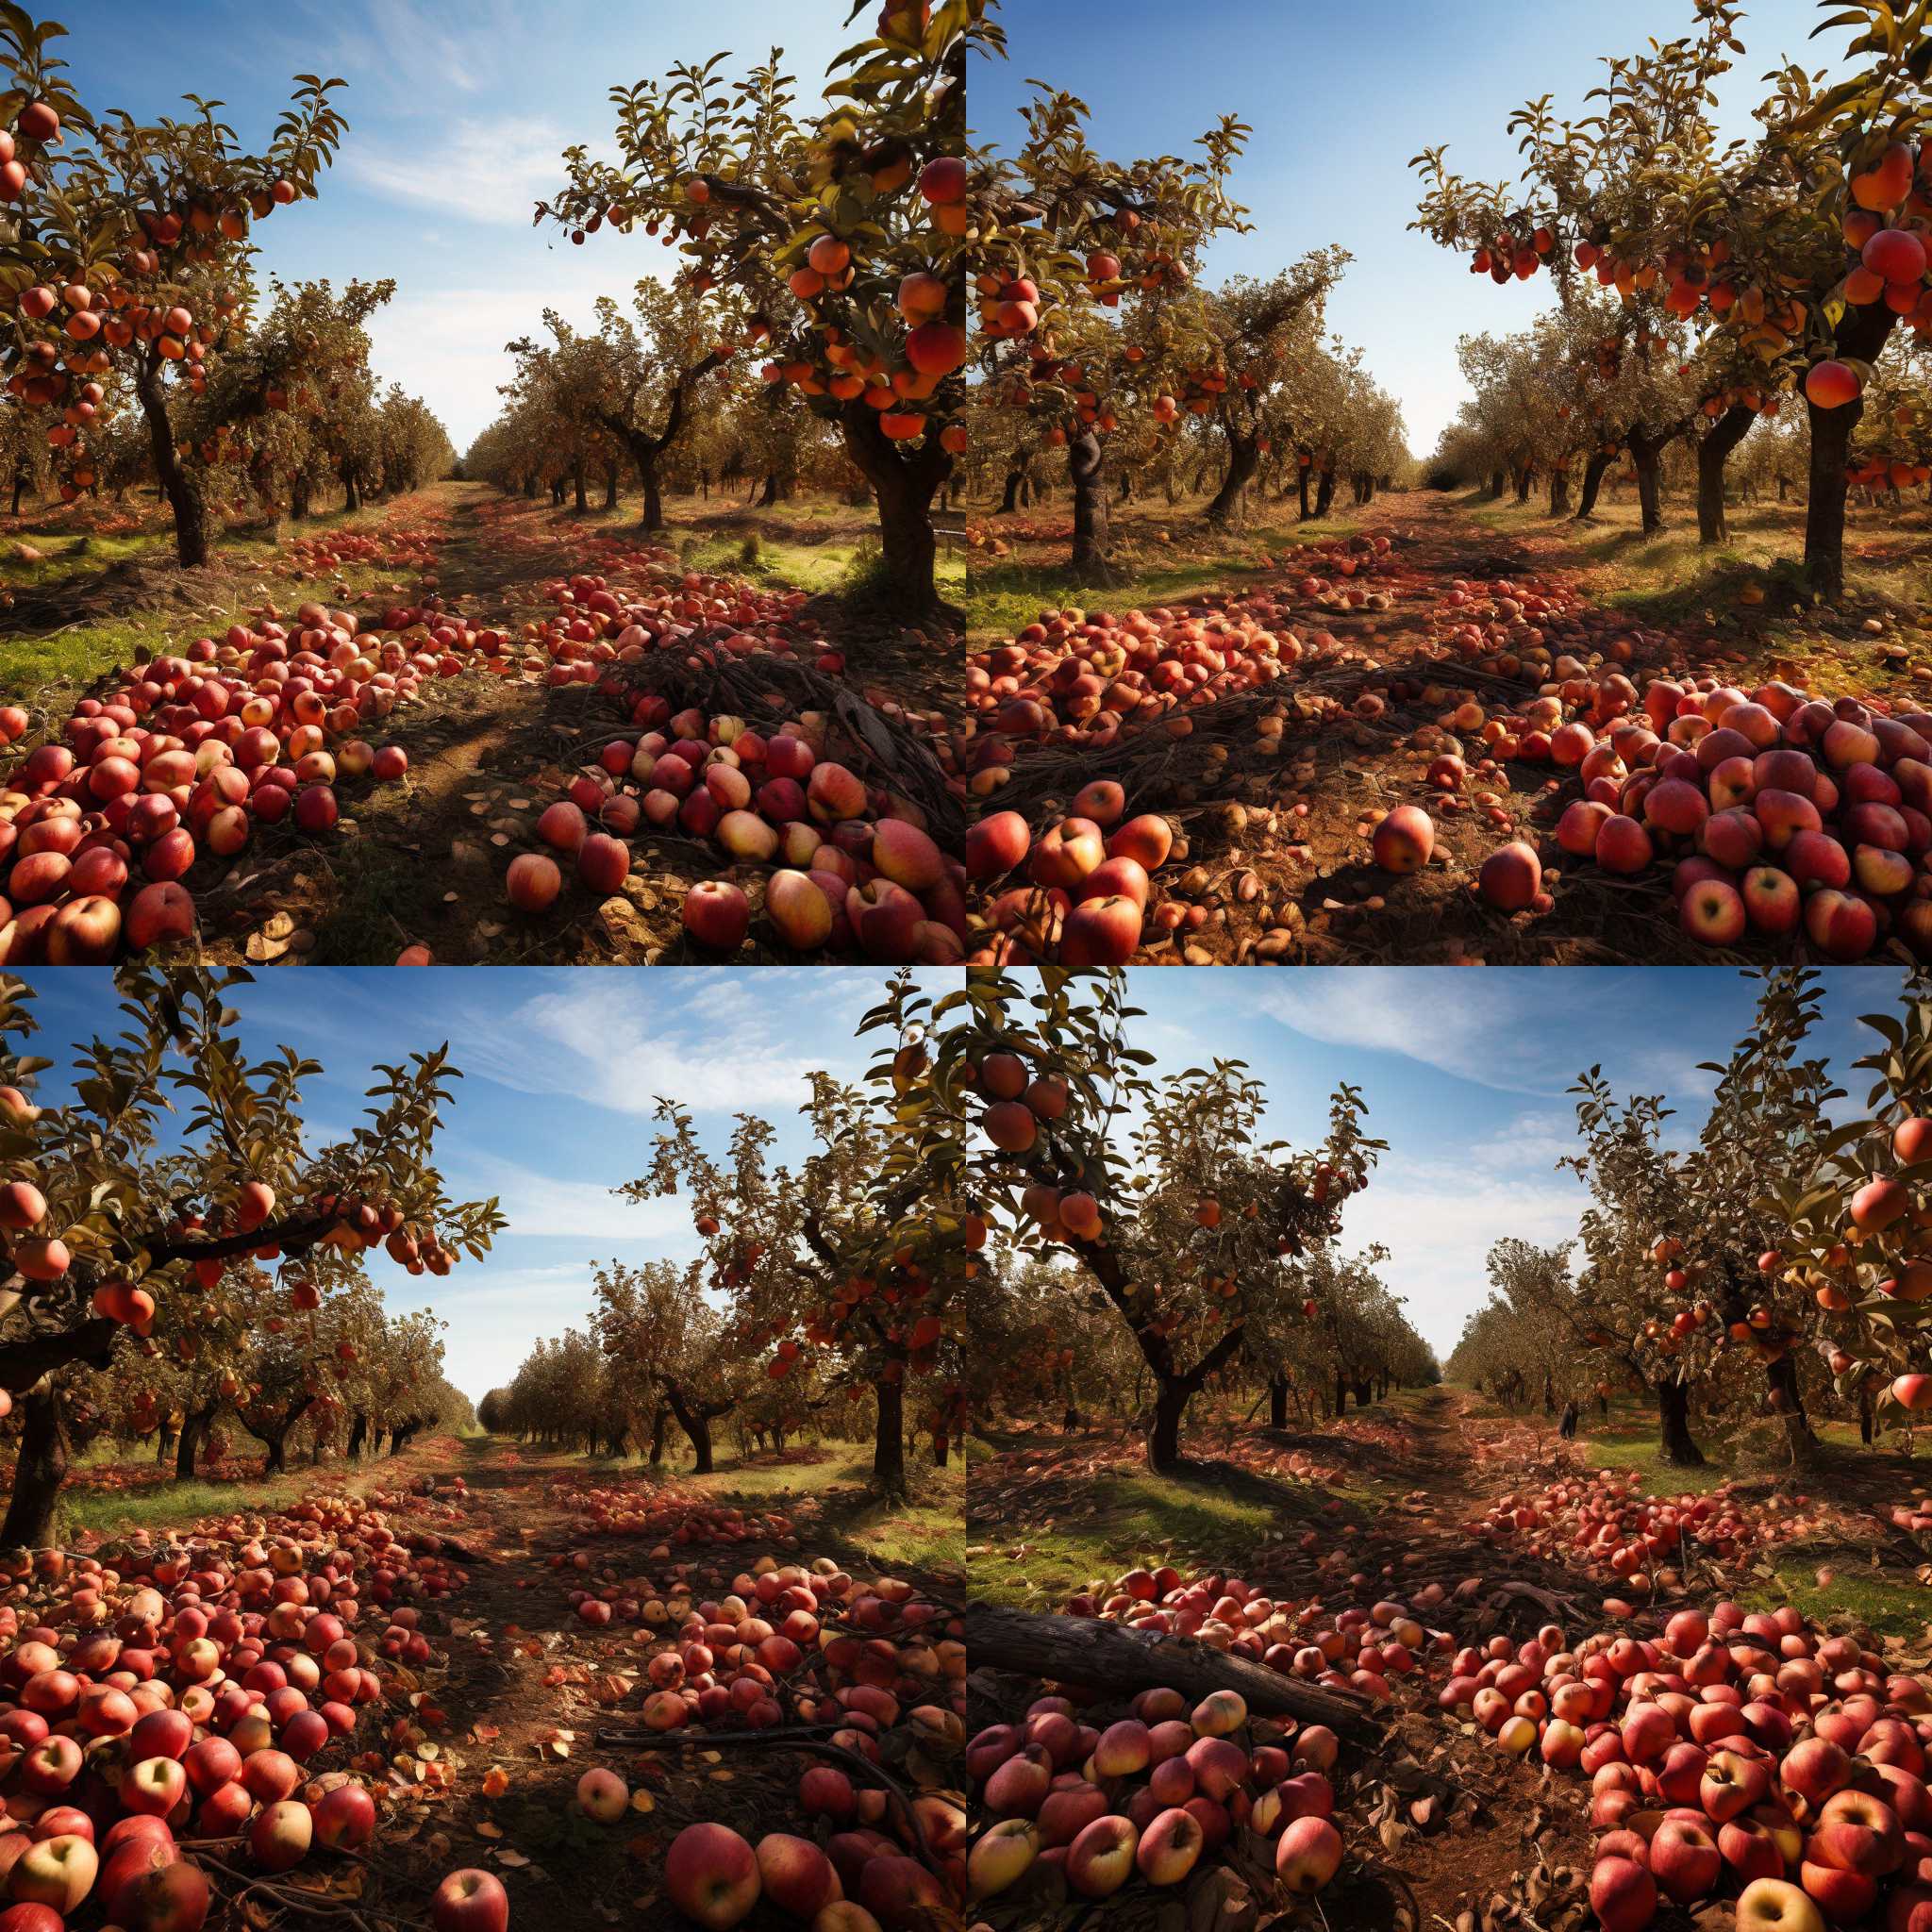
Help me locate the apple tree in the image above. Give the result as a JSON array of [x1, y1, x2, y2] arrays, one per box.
[[974, 81, 1250, 574], [1413, 0, 1932, 593], [0, 964, 502, 1546], [1767, 974, 1932, 1431], [621, 970, 964, 1500], [591, 1257, 745, 1473], [954, 964, 1381, 1473], [539, 7, 977, 622], [0, 12, 348, 563]]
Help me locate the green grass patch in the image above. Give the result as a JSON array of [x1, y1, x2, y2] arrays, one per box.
[[965, 515, 1343, 641], [967, 1448, 1342, 1609], [1736, 1563, 1932, 1644], [514, 1437, 964, 1579]]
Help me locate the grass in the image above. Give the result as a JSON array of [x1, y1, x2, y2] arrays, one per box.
[[964, 497, 1348, 641], [0, 477, 969, 714], [0, 489, 441, 699], [965, 1424, 1368, 1609], [509, 1437, 965, 1580], [55, 1437, 441, 1541], [1735, 1563, 1932, 1642], [1447, 488, 1932, 641]]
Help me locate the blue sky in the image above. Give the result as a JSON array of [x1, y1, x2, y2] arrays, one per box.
[[1112, 968, 1908, 1361], [973, 0, 1840, 455], [38, 1, 860, 450], [8, 968, 918, 1401]]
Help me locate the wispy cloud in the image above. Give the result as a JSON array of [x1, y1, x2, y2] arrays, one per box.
[[1255, 972, 1582, 1096], [460, 1155, 692, 1241], [1344, 1118, 1587, 1355], [343, 115, 576, 226], [441, 976, 880, 1120]]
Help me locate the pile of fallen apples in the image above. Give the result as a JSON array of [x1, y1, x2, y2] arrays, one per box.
[[522, 568, 834, 688], [1374, 673, 1932, 960], [552, 1521, 964, 1930], [963, 785, 1177, 966], [1447, 1599, 1932, 1932], [506, 695, 964, 961], [0, 1487, 499, 1932], [552, 1480, 798, 1549], [0, 603, 491, 963], [1469, 1471, 1779, 1582], [962, 533, 1408, 748], [1062, 1568, 1445, 1707], [968, 1681, 1348, 1915]]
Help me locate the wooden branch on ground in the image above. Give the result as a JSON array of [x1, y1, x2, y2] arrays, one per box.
[[964, 1603, 1374, 1737]]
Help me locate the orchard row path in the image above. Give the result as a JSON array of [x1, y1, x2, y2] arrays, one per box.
[[169, 481, 953, 966], [362, 1434, 958, 1932]]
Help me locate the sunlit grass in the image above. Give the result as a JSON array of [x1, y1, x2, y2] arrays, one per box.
[[508, 1435, 963, 1578], [964, 495, 1348, 642]]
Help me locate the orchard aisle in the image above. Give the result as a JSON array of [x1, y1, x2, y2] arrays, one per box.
[[388, 1437, 964, 1932]]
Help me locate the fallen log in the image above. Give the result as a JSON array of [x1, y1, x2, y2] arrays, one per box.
[[964, 1603, 1375, 1738]]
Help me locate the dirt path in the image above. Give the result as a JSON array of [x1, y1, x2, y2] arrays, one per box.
[[180, 487, 887, 966], [375, 1438, 958, 1932]]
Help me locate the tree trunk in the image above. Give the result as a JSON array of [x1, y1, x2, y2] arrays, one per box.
[[1624, 427, 1670, 534], [1333, 1370, 1347, 1417], [1861, 1390, 1876, 1445], [1315, 470, 1336, 517], [1000, 466, 1024, 514], [603, 467, 619, 510], [1204, 433, 1259, 528], [8, 469, 22, 517], [572, 458, 588, 514], [647, 1405, 668, 1468], [263, 1430, 289, 1475], [1146, 1381, 1189, 1472], [1067, 428, 1113, 580], [963, 1605, 1374, 1736], [1574, 452, 1609, 520], [136, 366, 210, 567], [1806, 306, 1897, 598], [347, 1411, 368, 1459], [839, 403, 952, 620], [341, 466, 361, 513], [176, 1403, 217, 1480], [874, 1375, 907, 1498], [1764, 1352, 1818, 1463], [0, 1387, 66, 1549], [1548, 470, 1571, 517], [157, 1426, 176, 1465], [1697, 405, 1757, 544], [1657, 1379, 1705, 1467], [1269, 1374, 1289, 1430], [931, 1428, 948, 1468], [1297, 468, 1312, 520]]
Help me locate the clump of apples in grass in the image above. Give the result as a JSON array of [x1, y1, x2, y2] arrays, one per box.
[[0, 604, 487, 965], [1449, 1597, 1932, 1932], [0, 1487, 476, 1932]]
